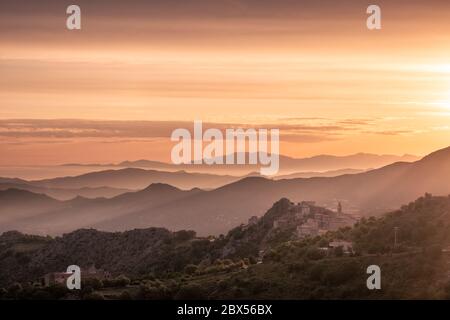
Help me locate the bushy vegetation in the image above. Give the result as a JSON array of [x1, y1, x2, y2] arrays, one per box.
[[2, 195, 450, 299]]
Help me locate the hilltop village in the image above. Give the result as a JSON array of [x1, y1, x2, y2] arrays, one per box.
[[245, 200, 357, 240], [215, 199, 359, 260]]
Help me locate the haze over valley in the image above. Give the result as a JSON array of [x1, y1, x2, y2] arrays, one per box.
[[0, 146, 448, 236]]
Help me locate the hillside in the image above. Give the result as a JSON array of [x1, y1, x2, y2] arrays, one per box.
[[0, 189, 63, 226], [2, 195, 450, 300], [90, 146, 450, 235], [0, 198, 347, 287], [0, 182, 131, 201], [0, 184, 204, 235]]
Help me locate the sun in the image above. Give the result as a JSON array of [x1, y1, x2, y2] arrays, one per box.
[[440, 101, 450, 110], [431, 100, 450, 110]]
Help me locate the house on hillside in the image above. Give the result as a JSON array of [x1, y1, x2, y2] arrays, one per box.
[[293, 201, 316, 218], [273, 216, 291, 229], [297, 218, 321, 238], [329, 240, 353, 254], [43, 272, 72, 287], [42, 265, 111, 287]]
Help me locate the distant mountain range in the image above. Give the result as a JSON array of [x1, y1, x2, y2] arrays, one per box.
[[0, 146, 448, 236], [0, 181, 131, 201], [62, 152, 419, 175], [0, 169, 241, 200], [0, 167, 385, 201], [274, 168, 366, 180], [31, 168, 239, 191], [0, 168, 369, 201]]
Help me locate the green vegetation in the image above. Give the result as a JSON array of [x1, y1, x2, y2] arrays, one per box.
[[1, 194, 450, 299]]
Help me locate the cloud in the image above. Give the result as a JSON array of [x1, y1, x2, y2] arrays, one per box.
[[337, 118, 377, 126], [0, 118, 366, 142], [363, 130, 412, 136], [0, 139, 74, 146], [280, 133, 339, 143]]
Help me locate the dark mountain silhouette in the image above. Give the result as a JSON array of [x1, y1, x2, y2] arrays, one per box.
[[0, 188, 57, 206], [0, 146, 448, 236], [0, 189, 62, 226], [31, 168, 239, 190], [0, 177, 30, 185], [93, 146, 448, 235], [0, 182, 131, 201], [0, 184, 204, 235]]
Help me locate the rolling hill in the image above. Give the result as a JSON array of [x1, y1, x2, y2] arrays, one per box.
[[0, 146, 448, 236], [0, 182, 131, 201], [31, 168, 239, 190]]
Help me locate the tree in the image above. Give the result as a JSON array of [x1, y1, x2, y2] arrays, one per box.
[[84, 292, 105, 300], [115, 275, 131, 287], [119, 290, 132, 300], [174, 284, 207, 300], [184, 264, 198, 275], [174, 230, 196, 242], [7, 283, 23, 299], [0, 287, 7, 299], [83, 278, 103, 290], [333, 246, 344, 257]]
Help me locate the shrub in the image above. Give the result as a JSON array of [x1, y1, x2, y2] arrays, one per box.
[[119, 290, 132, 300], [84, 292, 105, 300], [174, 284, 207, 300], [184, 264, 198, 275]]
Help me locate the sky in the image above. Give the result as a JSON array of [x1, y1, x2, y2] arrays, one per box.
[[1, 0, 450, 165]]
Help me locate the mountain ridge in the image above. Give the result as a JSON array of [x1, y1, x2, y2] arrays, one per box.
[[60, 152, 420, 175], [0, 146, 448, 236]]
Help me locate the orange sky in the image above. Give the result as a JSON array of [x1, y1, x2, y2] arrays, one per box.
[[1, 0, 450, 165]]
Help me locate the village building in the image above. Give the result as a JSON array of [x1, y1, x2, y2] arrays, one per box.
[[43, 272, 72, 287], [296, 218, 320, 237], [273, 216, 291, 229], [329, 240, 354, 254], [269, 200, 358, 239], [295, 201, 357, 239], [42, 265, 111, 287]]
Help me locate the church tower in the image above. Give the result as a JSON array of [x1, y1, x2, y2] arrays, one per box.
[[337, 202, 342, 214]]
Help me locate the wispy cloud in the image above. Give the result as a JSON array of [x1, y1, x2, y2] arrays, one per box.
[[0, 118, 369, 143]]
